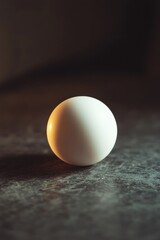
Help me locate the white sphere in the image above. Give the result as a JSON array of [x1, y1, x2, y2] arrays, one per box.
[[46, 96, 117, 166]]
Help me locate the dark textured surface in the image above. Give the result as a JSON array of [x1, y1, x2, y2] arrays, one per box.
[[0, 80, 160, 240]]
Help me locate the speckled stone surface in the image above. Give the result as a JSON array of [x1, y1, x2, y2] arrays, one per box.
[[0, 81, 160, 240]]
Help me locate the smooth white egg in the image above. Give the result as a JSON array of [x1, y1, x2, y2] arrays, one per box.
[[46, 96, 117, 166]]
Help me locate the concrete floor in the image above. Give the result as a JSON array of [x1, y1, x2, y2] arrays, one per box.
[[0, 77, 160, 240]]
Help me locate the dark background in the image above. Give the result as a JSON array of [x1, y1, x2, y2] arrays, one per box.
[[0, 0, 159, 96], [0, 1, 160, 240]]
